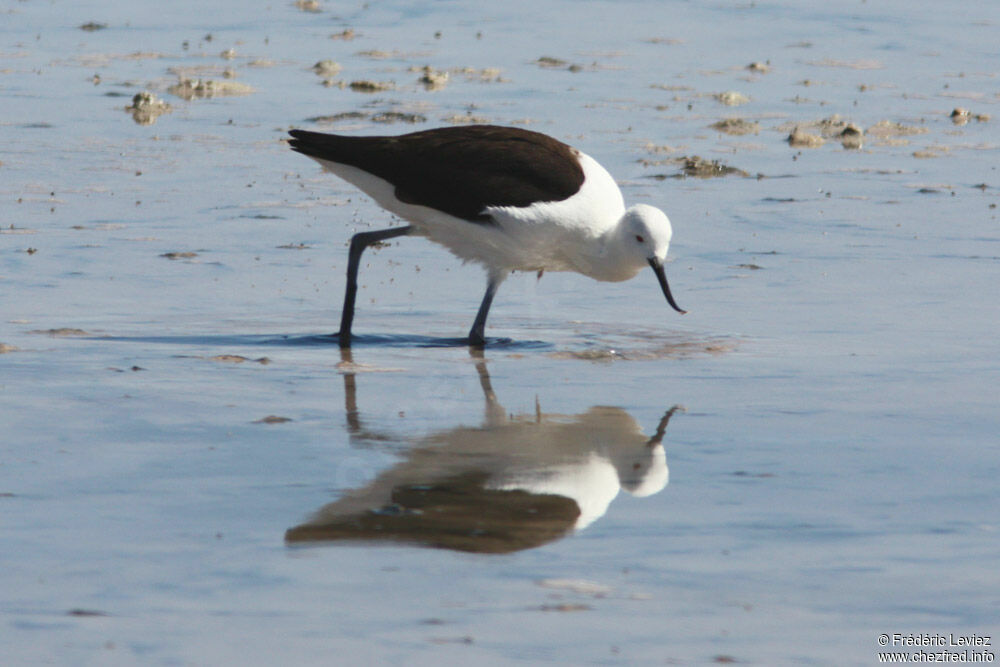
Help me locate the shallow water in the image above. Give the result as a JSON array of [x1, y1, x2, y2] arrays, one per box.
[[2, 0, 999, 663]]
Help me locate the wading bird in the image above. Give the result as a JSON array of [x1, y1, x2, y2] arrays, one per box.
[[288, 124, 685, 346]]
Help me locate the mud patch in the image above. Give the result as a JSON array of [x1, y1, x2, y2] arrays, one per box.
[[535, 56, 583, 72], [637, 143, 680, 167], [653, 156, 751, 179], [442, 114, 492, 124], [329, 29, 356, 41], [549, 333, 738, 362], [167, 78, 255, 100], [807, 58, 884, 70], [537, 604, 593, 612], [865, 119, 928, 139], [294, 0, 322, 12], [306, 111, 427, 124], [416, 66, 449, 90], [311, 60, 342, 77], [29, 328, 90, 337], [209, 355, 271, 364], [537, 579, 613, 596], [306, 111, 368, 124], [372, 111, 427, 124], [254, 415, 292, 424], [443, 66, 505, 83], [714, 91, 750, 106], [0, 225, 37, 235], [348, 80, 395, 93], [711, 118, 760, 136], [838, 124, 864, 149], [125, 92, 172, 126], [783, 116, 871, 148], [949, 107, 990, 125], [866, 120, 929, 146], [67, 608, 110, 616]]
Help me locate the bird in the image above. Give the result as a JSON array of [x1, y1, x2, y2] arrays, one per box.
[[287, 124, 685, 347]]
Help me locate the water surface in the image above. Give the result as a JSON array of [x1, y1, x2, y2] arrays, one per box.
[[2, 0, 998, 663]]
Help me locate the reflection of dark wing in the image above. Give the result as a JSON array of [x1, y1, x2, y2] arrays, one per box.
[[288, 125, 585, 222], [285, 472, 580, 554]]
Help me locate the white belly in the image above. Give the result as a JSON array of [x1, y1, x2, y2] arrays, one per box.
[[308, 151, 628, 277]]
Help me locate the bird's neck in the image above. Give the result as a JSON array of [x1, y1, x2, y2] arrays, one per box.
[[572, 225, 643, 283]]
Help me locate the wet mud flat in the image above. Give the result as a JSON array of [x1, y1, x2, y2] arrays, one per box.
[[2, 0, 999, 664]]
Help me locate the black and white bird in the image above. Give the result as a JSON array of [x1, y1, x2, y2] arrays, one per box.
[[288, 124, 685, 347]]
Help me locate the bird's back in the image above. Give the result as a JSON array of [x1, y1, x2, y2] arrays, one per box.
[[288, 125, 586, 222]]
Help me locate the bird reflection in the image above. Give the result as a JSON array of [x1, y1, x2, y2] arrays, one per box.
[[286, 350, 683, 553]]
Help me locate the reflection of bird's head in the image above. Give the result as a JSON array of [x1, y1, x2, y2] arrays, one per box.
[[617, 443, 669, 497], [576, 406, 671, 498]]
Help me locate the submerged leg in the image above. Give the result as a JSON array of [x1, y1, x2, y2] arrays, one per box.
[[337, 225, 413, 346], [468, 272, 503, 347]]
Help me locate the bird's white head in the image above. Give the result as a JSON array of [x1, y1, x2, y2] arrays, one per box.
[[619, 204, 686, 314], [621, 204, 673, 263]]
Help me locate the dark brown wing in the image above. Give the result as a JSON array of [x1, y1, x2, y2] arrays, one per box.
[[287, 125, 585, 222]]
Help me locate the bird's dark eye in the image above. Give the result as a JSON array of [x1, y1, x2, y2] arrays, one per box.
[[635, 235, 645, 243]]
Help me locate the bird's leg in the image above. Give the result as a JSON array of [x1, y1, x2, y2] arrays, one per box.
[[470, 348, 506, 428], [340, 347, 360, 433], [468, 272, 502, 347], [337, 225, 414, 346]]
